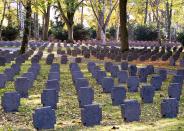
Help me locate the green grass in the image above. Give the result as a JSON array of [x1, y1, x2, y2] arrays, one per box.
[[0, 56, 183, 130]]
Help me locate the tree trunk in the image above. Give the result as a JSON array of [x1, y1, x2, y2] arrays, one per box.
[[96, 0, 105, 40], [119, 0, 129, 52], [67, 24, 74, 42], [144, 0, 149, 25], [42, 15, 45, 40], [43, 4, 51, 41], [116, 23, 120, 42], [0, 0, 7, 40], [20, 0, 32, 54], [156, 3, 161, 45], [166, 1, 172, 41], [34, 13, 39, 40]]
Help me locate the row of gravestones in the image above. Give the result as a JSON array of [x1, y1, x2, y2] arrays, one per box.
[[70, 63, 102, 126], [86, 62, 181, 119], [0, 41, 48, 48], [0, 49, 36, 88], [53, 42, 181, 64], [32, 62, 102, 129], [1, 62, 41, 112], [33, 63, 61, 129], [1, 44, 46, 111], [169, 47, 183, 66], [0, 50, 20, 66]]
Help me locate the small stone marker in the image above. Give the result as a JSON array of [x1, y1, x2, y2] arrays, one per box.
[[121, 100, 141, 122], [41, 89, 58, 109], [168, 83, 182, 101], [127, 76, 139, 92], [102, 77, 114, 93], [117, 70, 128, 83], [140, 85, 155, 103], [81, 104, 102, 126], [0, 74, 6, 88], [33, 106, 56, 129], [151, 75, 162, 91], [161, 98, 179, 118], [111, 86, 126, 106], [78, 87, 94, 108], [15, 77, 31, 98], [1, 92, 20, 112]]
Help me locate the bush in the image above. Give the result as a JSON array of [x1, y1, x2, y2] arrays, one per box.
[[2, 26, 19, 41], [107, 26, 116, 39], [134, 25, 158, 41], [73, 24, 90, 40], [177, 32, 184, 46], [88, 27, 96, 39]]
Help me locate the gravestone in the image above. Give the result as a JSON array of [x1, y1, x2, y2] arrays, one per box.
[[48, 72, 60, 81], [4, 68, 15, 81], [176, 69, 184, 78], [41, 89, 58, 109], [138, 68, 148, 83], [168, 83, 182, 101], [70, 63, 80, 72], [72, 71, 84, 83], [110, 65, 119, 78], [140, 85, 155, 103], [117, 70, 128, 83], [28, 67, 39, 79], [0, 56, 6, 66], [161, 98, 179, 118], [102, 77, 114, 93], [87, 62, 96, 72], [151, 75, 162, 90], [22, 72, 35, 86], [111, 86, 126, 106], [128, 65, 137, 76], [15, 77, 31, 98], [11, 64, 21, 74], [46, 54, 54, 65], [61, 55, 68, 64], [169, 57, 176, 66], [146, 65, 154, 74], [158, 69, 167, 81], [78, 87, 94, 108], [50, 65, 60, 72], [104, 62, 113, 72], [46, 79, 60, 92], [0, 74, 6, 88], [121, 61, 128, 70], [81, 104, 102, 126], [127, 76, 139, 92], [121, 100, 141, 122], [75, 57, 82, 63], [171, 75, 183, 85], [96, 71, 106, 85], [1, 92, 20, 112], [75, 78, 89, 91], [33, 106, 56, 129]]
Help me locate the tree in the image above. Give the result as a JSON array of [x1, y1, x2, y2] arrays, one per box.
[[20, 0, 32, 54], [120, 0, 129, 52], [56, 0, 84, 42], [89, 0, 118, 44]]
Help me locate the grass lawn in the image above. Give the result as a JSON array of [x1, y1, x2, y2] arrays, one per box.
[[0, 56, 183, 131]]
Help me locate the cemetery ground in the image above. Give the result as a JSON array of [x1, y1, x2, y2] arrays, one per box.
[[0, 49, 184, 131]]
